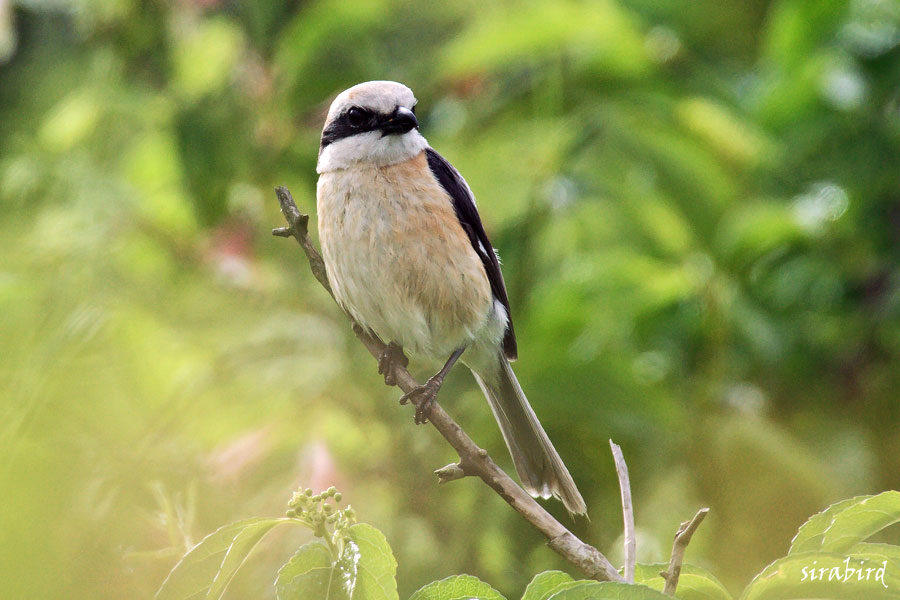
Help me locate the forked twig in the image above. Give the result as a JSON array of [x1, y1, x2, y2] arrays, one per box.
[[661, 508, 709, 595]]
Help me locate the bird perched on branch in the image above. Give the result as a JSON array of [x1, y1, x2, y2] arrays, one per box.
[[315, 81, 586, 516]]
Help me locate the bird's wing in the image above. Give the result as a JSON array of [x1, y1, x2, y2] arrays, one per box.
[[425, 147, 517, 360]]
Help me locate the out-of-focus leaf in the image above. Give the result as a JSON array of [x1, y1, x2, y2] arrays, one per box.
[[522, 570, 576, 600], [38, 89, 101, 152], [123, 131, 197, 235], [633, 563, 732, 600], [172, 16, 244, 102], [739, 551, 900, 600], [408, 574, 506, 600], [789, 492, 900, 554], [716, 203, 805, 265], [155, 517, 291, 600], [760, 0, 847, 68], [675, 98, 775, 167], [441, 1, 649, 78]]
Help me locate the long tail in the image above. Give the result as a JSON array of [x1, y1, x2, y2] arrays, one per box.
[[472, 356, 587, 517]]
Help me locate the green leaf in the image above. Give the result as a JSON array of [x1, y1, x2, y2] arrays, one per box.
[[155, 517, 291, 600], [547, 581, 671, 599], [522, 571, 576, 600], [346, 523, 399, 600], [633, 563, 733, 600], [408, 574, 506, 600], [790, 495, 869, 554], [789, 492, 900, 554], [739, 551, 899, 600], [276, 541, 349, 600], [849, 542, 900, 563]]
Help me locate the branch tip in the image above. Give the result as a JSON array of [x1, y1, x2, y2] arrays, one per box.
[[434, 462, 468, 483], [609, 440, 635, 583], [662, 507, 709, 595]]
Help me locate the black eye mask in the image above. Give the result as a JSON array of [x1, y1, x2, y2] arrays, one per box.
[[320, 106, 418, 148]]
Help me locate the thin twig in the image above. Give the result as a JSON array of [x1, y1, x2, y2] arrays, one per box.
[[661, 507, 709, 595], [272, 186, 624, 583], [609, 440, 635, 583]]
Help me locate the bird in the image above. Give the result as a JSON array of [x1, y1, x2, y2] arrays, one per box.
[[315, 80, 586, 516]]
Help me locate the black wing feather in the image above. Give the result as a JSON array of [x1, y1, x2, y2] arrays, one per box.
[[425, 148, 517, 360]]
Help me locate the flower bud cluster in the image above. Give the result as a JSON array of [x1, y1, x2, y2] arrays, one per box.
[[286, 486, 356, 543]]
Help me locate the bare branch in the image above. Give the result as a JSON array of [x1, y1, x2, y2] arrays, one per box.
[[609, 440, 635, 583], [272, 186, 624, 583], [661, 507, 710, 595]]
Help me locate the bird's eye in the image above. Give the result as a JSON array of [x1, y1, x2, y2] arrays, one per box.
[[346, 107, 366, 128]]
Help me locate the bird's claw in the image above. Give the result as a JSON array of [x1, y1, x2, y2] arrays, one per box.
[[378, 342, 408, 387], [399, 378, 442, 425]]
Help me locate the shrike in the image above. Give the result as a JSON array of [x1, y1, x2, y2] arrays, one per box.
[[316, 81, 586, 516]]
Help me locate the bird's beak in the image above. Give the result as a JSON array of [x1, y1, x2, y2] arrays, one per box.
[[379, 107, 418, 135]]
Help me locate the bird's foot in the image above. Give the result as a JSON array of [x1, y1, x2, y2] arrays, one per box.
[[399, 375, 444, 425], [377, 342, 408, 386]]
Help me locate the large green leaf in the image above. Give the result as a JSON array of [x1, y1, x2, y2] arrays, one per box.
[[789, 491, 900, 554], [740, 551, 899, 600], [155, 517, 292, 600], [547, 582, 671, 599], [408, 574, 506, 600], [345, 523, 399, 600], [789, 496, 868, 554], [276, 541, 352, 600], [522, 571, 576, 600], [632, 563, 732, 600]]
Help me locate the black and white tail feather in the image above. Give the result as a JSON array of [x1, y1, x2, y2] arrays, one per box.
[[473, 355, 588, 517]]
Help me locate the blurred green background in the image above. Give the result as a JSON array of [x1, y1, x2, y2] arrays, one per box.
[[2, 0, 900, 598]]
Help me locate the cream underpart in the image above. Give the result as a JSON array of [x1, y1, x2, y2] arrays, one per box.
[[317, 150, 507, 375]]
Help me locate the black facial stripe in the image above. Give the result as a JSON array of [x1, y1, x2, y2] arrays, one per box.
[[320, 107, 379, 148]]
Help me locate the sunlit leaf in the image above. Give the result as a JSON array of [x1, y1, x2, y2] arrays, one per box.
[[408, 574, 506, 600], [789, 491, 900, 554], [276, 541, 353, 600], [155, 517, 292, 600], [346, 523, 398, 600], [789, 495, 871, 554]]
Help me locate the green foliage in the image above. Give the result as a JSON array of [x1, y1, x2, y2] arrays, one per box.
[[156, 490, 900, 600], [740, 493, 900, 600]]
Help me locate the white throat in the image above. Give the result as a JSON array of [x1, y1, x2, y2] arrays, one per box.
[[317, 130, 429, 173]]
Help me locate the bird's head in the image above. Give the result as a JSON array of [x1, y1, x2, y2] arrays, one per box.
[[317, 81, 428, 173]]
